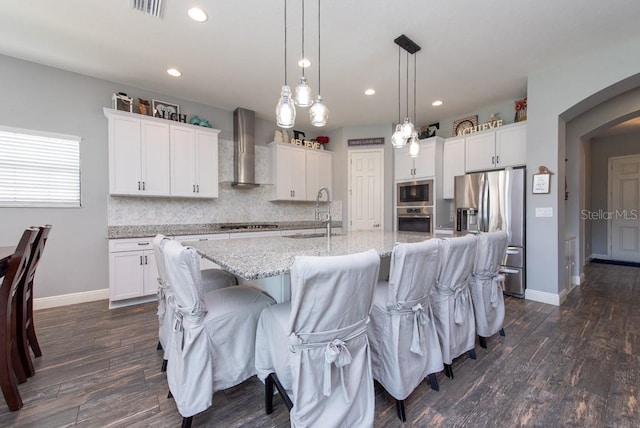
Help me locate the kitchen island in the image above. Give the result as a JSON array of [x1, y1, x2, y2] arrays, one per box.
[[185, 230, 455, 302]]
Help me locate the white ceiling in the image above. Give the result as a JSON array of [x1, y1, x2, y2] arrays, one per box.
[[2, 0, 640, 133]]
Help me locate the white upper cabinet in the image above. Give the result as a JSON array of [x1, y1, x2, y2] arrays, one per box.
[[170, 124, 219, 198], [107, 110, 170, 196], [394, 138, 439, 181], [105, 108, 220, 198], [442, 136, 465, 199], [306, 149, 333, 200], [495, 123, 527, 168], [465, 131, 496, 172], [465, 123, 526, 172], [270, 142, 333, 201], [273, 143, 307, 200]]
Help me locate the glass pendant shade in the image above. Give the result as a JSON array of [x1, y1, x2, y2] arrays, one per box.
[[400, 118, 414, 139], [408, 131, 420, 158], [276, 85, 296, 128], [294, 76, 314, 107], [391, 124, 406, 148], [309, 95, 329, 127]]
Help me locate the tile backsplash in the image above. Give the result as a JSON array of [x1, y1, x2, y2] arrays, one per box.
[[108, 139, 341, 226]]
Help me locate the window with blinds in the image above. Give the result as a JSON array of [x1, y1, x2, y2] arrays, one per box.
[[0, 127, 81, 207]]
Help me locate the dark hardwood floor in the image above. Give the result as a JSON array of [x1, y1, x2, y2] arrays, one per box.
[[1, 262, 638, 427]]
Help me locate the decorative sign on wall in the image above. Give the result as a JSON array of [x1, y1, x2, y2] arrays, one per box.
[[532, 165, 552, 194], [152, 99, 187, 123], [452, 115, 478, 136], [453, 113, 505, 136], [347, 137, 385, 146]]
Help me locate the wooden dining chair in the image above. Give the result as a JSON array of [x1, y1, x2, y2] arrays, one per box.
[[1, 227, 38, 411], [16, 225, 52, 378]]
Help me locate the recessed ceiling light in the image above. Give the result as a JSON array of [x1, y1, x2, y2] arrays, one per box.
[[298, 58, 311, 68], [364, 89, 376, 95], [187, 7, 208, 22], [167, 68, 182, 77], [432, 100, 443, 106]]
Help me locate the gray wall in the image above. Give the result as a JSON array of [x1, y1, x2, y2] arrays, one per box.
[[563, 85, 640, 283], [526, 34, 640, 299], [589, 132, 640, 255], [0, 54, 280, 299]]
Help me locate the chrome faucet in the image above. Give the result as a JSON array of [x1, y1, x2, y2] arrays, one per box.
[[315, 187, 332, 237]]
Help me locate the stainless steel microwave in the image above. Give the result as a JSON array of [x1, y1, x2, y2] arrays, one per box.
[[397, 179, 434, 207]]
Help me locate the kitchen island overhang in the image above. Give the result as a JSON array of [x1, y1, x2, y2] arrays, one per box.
[[185, 230, 463, 303]]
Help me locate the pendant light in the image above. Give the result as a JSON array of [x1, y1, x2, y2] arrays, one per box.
[[392, 35, 421, 151], [276, 0, 296, 128], [408, 53, 421, 158], [309, 0, 328, 127], [294, 0, 313, 107], [391, 45, 406, 148], [400, 51, 414, 138]]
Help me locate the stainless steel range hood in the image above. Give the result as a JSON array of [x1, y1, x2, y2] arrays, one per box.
[[232, 107, 260, 187]]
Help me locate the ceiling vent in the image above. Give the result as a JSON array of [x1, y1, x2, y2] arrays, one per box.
[[131, 0, 165, 19]]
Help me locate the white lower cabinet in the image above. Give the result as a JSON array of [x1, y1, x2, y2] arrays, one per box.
[[108, 238, 158, 302]]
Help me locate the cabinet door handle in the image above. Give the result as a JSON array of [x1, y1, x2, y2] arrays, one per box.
[[196, 184, 199, 193], [139, 255, 143, 265], [496, 155, 499, 164], [137, 242, 150, 246], [138, 181, 141, 190], [293, 190, 295, 197], [144, 255, 148, 265], [491, 156, 495, 165], [193, 184, 196, 192], [142, 181, 146, 190]]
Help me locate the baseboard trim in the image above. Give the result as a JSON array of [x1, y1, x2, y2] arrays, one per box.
[[592, 253, 609, 260], [525, 288, 561, 306], [108, 295, 156, 309], [34, 289, 109, 310]]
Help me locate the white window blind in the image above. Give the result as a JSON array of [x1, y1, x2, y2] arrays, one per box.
[[0, 127, 81, 207]]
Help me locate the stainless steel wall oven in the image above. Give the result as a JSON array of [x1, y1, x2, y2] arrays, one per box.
[[397, 179, 434, 207], [397, 206, 432, 233]]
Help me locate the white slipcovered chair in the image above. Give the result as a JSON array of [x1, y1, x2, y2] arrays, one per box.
[[432, 234, 478, 379], [152, 234, 238, 372], [470, 230, 509, 349], [368, 239, 444, 422], [255, 249, 380, 427], [162, 239, 275, 427]]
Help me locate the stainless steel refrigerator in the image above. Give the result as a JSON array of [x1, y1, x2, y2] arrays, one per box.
[[454, 167, 526, 297]]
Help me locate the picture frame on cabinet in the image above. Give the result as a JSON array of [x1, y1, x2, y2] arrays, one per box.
[[152, 99, 180, 119]]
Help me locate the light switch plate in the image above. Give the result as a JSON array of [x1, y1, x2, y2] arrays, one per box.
[[535, 207, 553, 217]]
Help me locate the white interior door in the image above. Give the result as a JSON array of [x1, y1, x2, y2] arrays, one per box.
[[349, 149, 383, 230], [609, 155, 640, 262]]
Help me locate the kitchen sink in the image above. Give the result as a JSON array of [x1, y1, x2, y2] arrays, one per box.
[[285, 233, 344, 239]]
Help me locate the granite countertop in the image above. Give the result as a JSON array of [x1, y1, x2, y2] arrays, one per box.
[[107, 221, 342, 239], [185, 230, 460, 280]]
